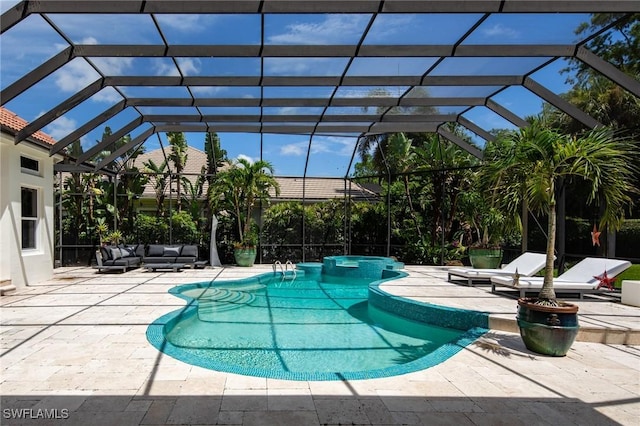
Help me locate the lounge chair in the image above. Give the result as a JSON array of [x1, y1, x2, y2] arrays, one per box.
[[490, 257, 632, 299], [448, 252, 547, 286]]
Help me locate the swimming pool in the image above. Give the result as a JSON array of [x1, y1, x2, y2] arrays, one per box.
[[147, 258, 488, 381]]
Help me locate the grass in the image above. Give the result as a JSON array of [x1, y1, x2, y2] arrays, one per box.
[[615, 264, 640, 289]]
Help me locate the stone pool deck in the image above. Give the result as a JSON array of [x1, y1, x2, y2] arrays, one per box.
[[1, 264, 638, 425]]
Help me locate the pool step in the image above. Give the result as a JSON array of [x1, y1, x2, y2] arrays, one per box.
[[197, 288, 257, 318]]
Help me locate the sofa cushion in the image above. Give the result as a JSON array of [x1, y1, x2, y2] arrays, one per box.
[[134, 244, 145, 257], [147, 244, 164, 257], [100, 246, 112, 260], [181, 245, 198, 258], [163, 246, 181, 257]]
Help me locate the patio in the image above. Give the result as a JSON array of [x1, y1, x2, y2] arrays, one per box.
[[1, 265, 638, 425]]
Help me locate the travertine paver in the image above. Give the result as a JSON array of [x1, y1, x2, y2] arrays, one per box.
[[0, 265, 638, 425]]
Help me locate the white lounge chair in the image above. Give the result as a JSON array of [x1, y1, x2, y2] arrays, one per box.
[[448, 252, 547, 286], [490, 257, 632, 299]]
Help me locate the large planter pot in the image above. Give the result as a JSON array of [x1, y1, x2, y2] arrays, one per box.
[[516, 297, 579, 357], [234, 247, 257, 267], [468, 247, 503, 269]]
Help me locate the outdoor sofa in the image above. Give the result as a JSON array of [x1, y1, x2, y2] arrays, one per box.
[[143, 244, 198, 264], [448, 252, 547, 286], [94, 244, 145, 272], [490, 257, 632, 299]]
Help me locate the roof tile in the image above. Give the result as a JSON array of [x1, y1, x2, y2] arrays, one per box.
[[0, 107, 56, 146]]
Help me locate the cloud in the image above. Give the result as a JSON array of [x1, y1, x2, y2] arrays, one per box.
[[154, 59, 181, 77], [264, 57, 343, 76], [92, 87, 124, 103], [54, 58, 101, 93], [482, 23, 519, 39], [279, 136, 355, 157], [176, 58, 201, 76], [52, 57, 124, 103], [44, 115, 77, 140], [191, 86, 226, 96], [268, 14, 368, 45], [236, 154, 254, 164], [155, 15, 204, 32], [280, 142, 307, 156], [314, 136, 355, 156]]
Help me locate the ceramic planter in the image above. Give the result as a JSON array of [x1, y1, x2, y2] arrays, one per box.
[[516, 297, 579, 356], [234, 247, 257, 267], [468, 247, 503, 269]]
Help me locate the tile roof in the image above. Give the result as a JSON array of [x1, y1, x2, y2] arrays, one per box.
[[272, 177, 380, 202], [0, 107, 56, 146], [134, 147, 379, 201]]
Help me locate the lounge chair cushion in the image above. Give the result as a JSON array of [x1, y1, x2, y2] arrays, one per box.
[[449, 252, 547, 282], [491, 257, 632, 295]]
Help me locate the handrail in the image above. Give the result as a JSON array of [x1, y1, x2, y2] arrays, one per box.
[[272, 260, 284, 275], [285, 260, 297, 280]]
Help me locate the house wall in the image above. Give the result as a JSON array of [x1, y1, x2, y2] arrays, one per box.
[[0, 131, 57, 289]]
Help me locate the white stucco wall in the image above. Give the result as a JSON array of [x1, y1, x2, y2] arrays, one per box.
[[0, 131, 57, 288]]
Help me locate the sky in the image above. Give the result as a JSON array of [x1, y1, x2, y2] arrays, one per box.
[[0, 1, 599, 177]]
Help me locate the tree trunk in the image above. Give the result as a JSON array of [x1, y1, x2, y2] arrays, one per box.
[[539, 202, 557, 302], [403, 176, 422, 239]]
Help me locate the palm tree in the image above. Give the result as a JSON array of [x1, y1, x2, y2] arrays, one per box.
[[209, 158, 280, 246], [167, 132, 188, 211], [483, 120, 638, 305], [143, 159, 168, 218]]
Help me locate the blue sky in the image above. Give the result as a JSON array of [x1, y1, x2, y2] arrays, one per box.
[[0, 2, 596, 176]]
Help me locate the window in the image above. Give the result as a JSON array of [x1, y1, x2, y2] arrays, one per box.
[[20, 156, 40, 175], [21, 187, 38, 250]]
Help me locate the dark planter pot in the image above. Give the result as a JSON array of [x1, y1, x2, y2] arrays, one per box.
[[234, 247, 257, 267], [516, 297, 579, 357], [468, 247, 503, 269]]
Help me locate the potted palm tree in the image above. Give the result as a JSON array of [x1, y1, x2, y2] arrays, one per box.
[[208, 158, 280, 266], [483, 120, 638, 356]]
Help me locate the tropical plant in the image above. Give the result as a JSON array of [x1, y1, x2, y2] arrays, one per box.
[[167, 131, 188, 211], [104, 230, 123, 245], [143, 159, 168, 217], [483, 120, 639, 305], [208, 158, 280, 247]]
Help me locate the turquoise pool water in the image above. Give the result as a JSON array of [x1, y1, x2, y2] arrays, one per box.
[[147, 269, 487, 381]]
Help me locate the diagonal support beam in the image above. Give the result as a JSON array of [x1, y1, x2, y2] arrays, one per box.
[[93, 126, 155, 171], [76, 116, 143, 164], [524, 77, 602, 129], [437, 127, 483, 160], [485, 99, 529, 128], [15, 79, 104, 144], [1, 46, 74, 105], [576, 46, 640, 98], [457, 116, 496, 142], [0, 0, 28, 34], [50, 101, 126, 156]]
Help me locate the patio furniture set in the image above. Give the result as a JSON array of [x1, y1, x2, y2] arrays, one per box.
[[448, 252, 632, 300], [94, 243, 207, 273]]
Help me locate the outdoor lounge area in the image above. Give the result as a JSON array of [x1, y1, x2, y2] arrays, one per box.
[[1, 1, 640, 425], [1, 264, 639, 425]]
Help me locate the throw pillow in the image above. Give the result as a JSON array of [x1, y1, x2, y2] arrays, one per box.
[[110, 247, 123, 260]]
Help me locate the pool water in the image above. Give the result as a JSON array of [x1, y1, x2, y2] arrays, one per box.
[[148, 273, 482, 381]]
